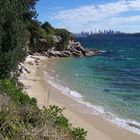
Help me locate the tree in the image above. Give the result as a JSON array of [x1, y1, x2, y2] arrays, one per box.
[[20, 0, 39, 21], [0, 0, 38, 78], [42, 21, 54, 34]]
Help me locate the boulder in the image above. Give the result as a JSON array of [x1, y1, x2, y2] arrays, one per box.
[[66, 40, 74, 49], [68, 42, 86, 56], [63, 51, 72, 57], [85, 50, 96, 56], [62, 53, 70, 57], [48, 50, 62, 57], [19, 65, 30, 74], [46, 41, 100, 58], [44, 52, 48, 56], [39, 38, 48, 43], [28, 61, 34, 65], [51, 35, 62, 43]]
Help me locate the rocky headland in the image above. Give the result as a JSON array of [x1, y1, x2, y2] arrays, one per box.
[[32, 40, 101, 58]]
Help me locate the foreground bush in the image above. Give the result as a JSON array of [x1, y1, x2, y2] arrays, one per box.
[[0, 80, 87, 140], [0, 79, 37, 106], [0, 101, 87, 140]]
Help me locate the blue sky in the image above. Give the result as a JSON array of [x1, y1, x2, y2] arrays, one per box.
[[36, 0, 140, 33]]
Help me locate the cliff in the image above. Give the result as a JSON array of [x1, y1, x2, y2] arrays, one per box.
[[27, 21, 73, 53], [27, 21, 100, 58]]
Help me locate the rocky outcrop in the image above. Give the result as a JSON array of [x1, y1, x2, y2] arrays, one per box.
[[85, 49, 100, 56], [66, 40, 74, 50], [51, 35, 62, 43], [18, 63, 30, 74], [29, 38, 49, 53], [67, 42, 86, 56], [41, 42, 101, 58]]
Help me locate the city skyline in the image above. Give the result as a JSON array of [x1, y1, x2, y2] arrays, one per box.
[[36, 0, 140, 33], [76, 29, 123, 34]]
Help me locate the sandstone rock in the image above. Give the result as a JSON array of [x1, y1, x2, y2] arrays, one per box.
[[45, 41, 100, 58], [63, 51, 72, 57], [66, 40, 74, 49], [85, 51, 95, 56], [19, 65, 30, 74], [39, 38, 48, 43], [85, 49, 99, 56], [51, 35, 62, 43], [28, 61, 34, 65]]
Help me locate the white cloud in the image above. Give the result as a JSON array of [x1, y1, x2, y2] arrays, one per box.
[[109, 15, 140, 25], [52, 0, 140, 33]]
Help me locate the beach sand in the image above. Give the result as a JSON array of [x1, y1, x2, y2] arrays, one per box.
[[19, 55, 140, 140]]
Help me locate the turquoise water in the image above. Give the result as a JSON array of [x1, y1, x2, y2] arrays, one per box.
[[45, 37, 140, 134]]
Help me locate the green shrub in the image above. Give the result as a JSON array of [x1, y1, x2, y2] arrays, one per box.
[[0, 79, 37, 105], [0, 99, 87, 140], [42, 21, 54, 34], [47, 105, 71, 128], [46, 105, 87, 139], [72, 127, 87, 140]]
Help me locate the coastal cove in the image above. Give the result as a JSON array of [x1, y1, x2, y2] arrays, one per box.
[[19, 55, 140, 140], [1, 0, 140, 139], [45, 36, 140, 137]]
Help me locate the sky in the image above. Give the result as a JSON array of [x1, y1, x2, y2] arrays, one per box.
[[36, 0, 140, 33]]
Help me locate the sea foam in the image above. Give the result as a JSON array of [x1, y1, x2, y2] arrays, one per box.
[[43, 70, 140, 135]]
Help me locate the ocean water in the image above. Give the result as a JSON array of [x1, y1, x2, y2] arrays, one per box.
[[44, 37, 140, 135]]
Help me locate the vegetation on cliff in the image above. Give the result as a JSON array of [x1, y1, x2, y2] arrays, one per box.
[[0, 0, 72, 79], [28, 20, 73, 52], [0, 0, 87, 139]]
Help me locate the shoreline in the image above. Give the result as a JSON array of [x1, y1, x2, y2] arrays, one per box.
[[19, 55, 140, 140]]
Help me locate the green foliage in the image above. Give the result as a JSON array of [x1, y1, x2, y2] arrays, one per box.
[[28, 20, 73, 52], [0, 79, 37, 105], [46, 105, 87, 139], [28, 21, 56, 52], [0, 97, 87, 140], [0, 0, 38, 79], [0, 0, 87, 139], [72, 127, 87, 140], [0, 0, 73, 77], [20, 0, 39, 21], [28, 21, 45, 38], [41, 21, 73, 50], [0, 79, 87, 139], [47, 105, 70, 128], [42, 21, 54, 34], [0, 0, 27, 78], [0, 103, 40, 140]]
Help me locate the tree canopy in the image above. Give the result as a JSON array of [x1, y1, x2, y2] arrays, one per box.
[[0, 0, 38, 78]]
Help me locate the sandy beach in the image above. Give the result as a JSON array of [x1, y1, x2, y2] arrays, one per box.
[[19, 55, 140, 140]]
